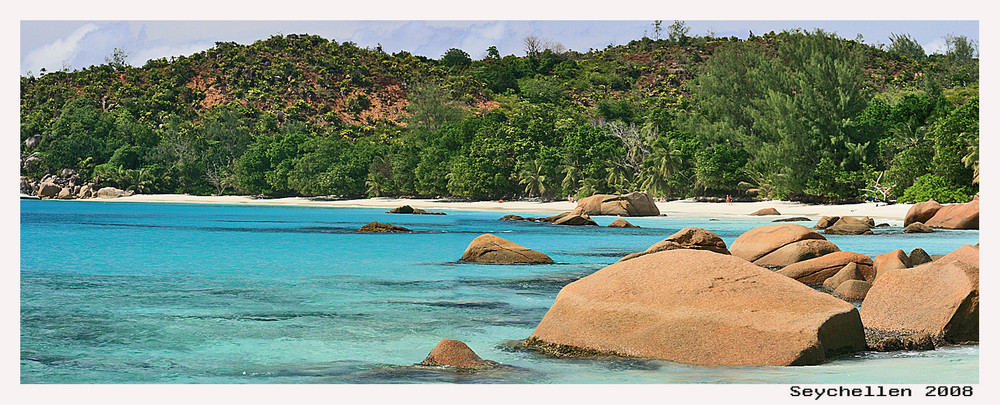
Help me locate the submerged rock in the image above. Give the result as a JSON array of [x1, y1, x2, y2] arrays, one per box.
[[529, 249, 867, 366], [618, 227, 729, 262], [773, 217, 810, 222], [357, 221, 412, 233], [460, 234, 554, 264], [386, 205, 445, 215]]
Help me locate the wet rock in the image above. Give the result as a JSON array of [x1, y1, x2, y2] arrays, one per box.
[[417, 339, 498, 369], [867, 331, 936, 352], [357, 221, 412, 233], [529, 249, 867, 366], [860, 260, 979, 344], [499, 214, 525, 221], [779, 251, 875, 284], [908, 248, 933, 266], [619, 227, 729, 262], [904, 222, 934, 233], [572, 192, 659, 216], [460, 234, 554, 264], [607, 218, 639, 228], [749, 208, 781, 216]]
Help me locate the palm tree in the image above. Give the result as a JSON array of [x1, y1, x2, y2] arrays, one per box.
[[641, 137, 683, 197], [961, 133, 979, 184], [518, 158, 548, 198], [558, 158, 582, 195]]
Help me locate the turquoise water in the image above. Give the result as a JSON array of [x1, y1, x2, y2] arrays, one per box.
[[20, 200, 979, 384]]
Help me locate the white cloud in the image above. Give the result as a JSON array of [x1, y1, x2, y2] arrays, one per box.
[[21, 23, 99, 74], [924, 38, 948, 55]]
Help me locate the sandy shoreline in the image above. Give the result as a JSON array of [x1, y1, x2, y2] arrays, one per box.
[[97, 194, 915, 223]]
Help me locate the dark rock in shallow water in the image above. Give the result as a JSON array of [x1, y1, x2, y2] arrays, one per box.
[[773, 217, 810, 222], [387, 205, 446, 215], [499, 214, 525, 221], [358, 221, 412, 233], [865, 329, 937, 351]]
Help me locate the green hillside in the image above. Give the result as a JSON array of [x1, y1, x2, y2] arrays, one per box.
[[19, 26, 979, 202]]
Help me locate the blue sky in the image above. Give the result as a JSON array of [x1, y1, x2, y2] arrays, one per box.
[[19, 19, 979, 77]]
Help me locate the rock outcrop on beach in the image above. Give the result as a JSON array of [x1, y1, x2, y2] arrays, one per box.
[[21, 170, 112, 200], [417, 339, 498, 369], [358, 221, 412, 233], [460, 234, 554, 264], [619, 227, 729, 262], [749, 208, 780, 216], [860, 259, 979, 344], [528, 249, 867, 366], [778, 251, 875, 285], [607, 218, 638, 228], [571, 192, 659, 217], [729, 224, 839, 267], [924, 197, 979, 229], [904, 222, 934, 233], [904, 199, 943, 226], [386, 205, 446, 215]]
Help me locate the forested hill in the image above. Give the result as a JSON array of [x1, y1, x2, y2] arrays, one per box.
[[19, 27, 980, 203]]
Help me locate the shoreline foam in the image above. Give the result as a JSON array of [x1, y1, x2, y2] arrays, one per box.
[[88, 194, 915, 222]]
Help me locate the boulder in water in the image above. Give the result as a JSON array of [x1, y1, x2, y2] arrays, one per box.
[[460, 234, 554, 264], [619, 227, 729, 262], [417, 339, 497, 369], [904, 199, 942, 227], [357, 221, 412, 233], [607, 218, 639, 228], [528, 249, 867, 366], [572, 192, 659, 216]]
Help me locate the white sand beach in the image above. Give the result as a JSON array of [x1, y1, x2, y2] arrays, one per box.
[[103, 194, 914, 223]]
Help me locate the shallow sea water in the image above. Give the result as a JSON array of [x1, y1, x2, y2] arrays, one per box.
[[20, 200, 979, 384]]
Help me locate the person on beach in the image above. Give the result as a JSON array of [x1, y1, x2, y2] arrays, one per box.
[[726, 195, 732, 205]]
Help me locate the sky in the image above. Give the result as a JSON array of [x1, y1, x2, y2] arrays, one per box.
[[19, 19, 980, 77]]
